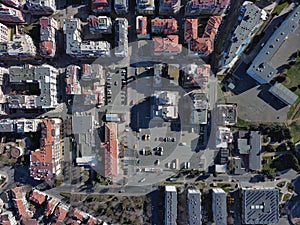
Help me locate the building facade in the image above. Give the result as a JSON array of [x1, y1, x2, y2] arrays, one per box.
[[0, 4, 24, 23], [0, 34, 36, 59], [0, 22, 8, 42]]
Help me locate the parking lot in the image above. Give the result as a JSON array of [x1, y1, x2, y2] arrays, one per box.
[[106, 69, 127, 106]]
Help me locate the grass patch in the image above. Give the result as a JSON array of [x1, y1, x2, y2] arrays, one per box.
[[276, 181, 286, 188], [287, 182, 294, 192], [195, 182, 207, 189], [236, 117, 252, 127], [217, 183, 232, 188], [217, 83, 226, 103], [272, 1, 289, 15], [60, 192, 71, 199], [163, 181, 183, 185], [290, 122, 300, 143], [223, 187, 231, 193], [284, 56, 300, 120], [283, 193, 292, 202]]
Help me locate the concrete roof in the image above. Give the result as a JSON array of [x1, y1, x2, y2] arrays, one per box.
[[223, 1, 266, 67], [212, 188, 227, 225], [0, 120, 14, 132], [188, 189, 201, 225], [249, 131, 261, 171], [115, 18, 128, 57], [247, 5, 300, 84], [238, 138, 250, 154], [268, 83, 298, 105], [72, 114, 93, 134], [165, 186, 177, 225], [8, 64, 58, 109]]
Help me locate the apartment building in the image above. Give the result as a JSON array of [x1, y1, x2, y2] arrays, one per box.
[[0, 3, 24, 23], [64, 19, 111, 58], [30, 118, 63, 181], [165, 186, 177, 225], [40, 17, 57, 58], [115, 18, 128, 57], [22, 0, 56, 15], [7, 64, 58, 109], [0, 22, 8, 42], [0, 34, 36, 59]]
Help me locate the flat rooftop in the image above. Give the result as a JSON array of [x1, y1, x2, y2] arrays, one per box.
[[242, 188, 279, 224]]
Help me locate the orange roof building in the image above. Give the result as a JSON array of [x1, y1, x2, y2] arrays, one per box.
[[72, 209, 88, 221], [30, 118, 62, 181], [45, 197, 60, 217], [21, 219, 38, 225], [136, 16, 150, 39], [184, 18, 198, 42], [151, 18, 178, 35], [54, 204, 69, 222], [101, 123, 119, 178], [0, 212, 17, 225], [91, 0, 111, 13], [10, 187, 32, 220], [188, 16, 222, 56], [189, 37, 213, 56], [203, 16, 222, 40], [39, 17, 57, 58], [30, 189, 46, 205], [153, 35, 182, 56]]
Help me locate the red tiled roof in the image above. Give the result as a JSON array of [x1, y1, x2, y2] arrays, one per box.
[[91, 0, 109, 12], [14, 199, 32, 219], [136, 16, 147, 35], [40, 18, 49, 28], [190, 37, 213, 55], [72, 209, 88, 221], [30, 190, 46, 205], [30, 119, 56, 181], [22, 219, 38, 225], [185, 18, 198, 41], [153, 35, 182, 55], [88, 16, 98, 28], [87, 216, 98, 225], [202, 16, 222, 40], [151, 18, 177, 35], [103, 123, 118, 177], [0, 214, 11, 225], [40, 40, 54, 57], [45, 198, 60, 217], [54, 204, 69, 221], [82, 64, 90, 75], [11, 186, 23, 199]]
